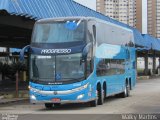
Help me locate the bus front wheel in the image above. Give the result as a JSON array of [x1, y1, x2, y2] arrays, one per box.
[[97, 85, 104, 105], [90, 89, 98, 107], [45, 103, 53, 109], [90, 84, 103, 107], [90, 99, 97, 107], [54, 103, 61, 107]]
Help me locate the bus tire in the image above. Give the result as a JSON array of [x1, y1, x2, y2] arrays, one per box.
[[54, 103, 61, 107], [103, 83, 106, 101], [129, 79, 132, 90], [90, 100, 97, 107], [127, 83, 130, 97], [45, 103, 53, 109], [90, 83, 104, 107], [90, 88, 98, 107], [97, 84, 103, 105], [120, 82, 130, 98]]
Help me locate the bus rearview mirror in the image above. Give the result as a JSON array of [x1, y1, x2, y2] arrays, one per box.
[[80, 57, 86, 65], [19, 45, 30, 61]]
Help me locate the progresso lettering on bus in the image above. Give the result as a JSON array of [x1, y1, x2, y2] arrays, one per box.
[[41, 49, 71, 54]]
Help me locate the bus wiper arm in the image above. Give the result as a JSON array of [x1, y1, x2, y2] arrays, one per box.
[[62, 77, 84, 81]]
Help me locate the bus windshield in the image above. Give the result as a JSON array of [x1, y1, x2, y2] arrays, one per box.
[[30, 53, 85, 83], [32, 21, 86, 44]]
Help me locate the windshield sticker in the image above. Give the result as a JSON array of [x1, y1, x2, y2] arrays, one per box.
[[56, 73, 62, 80], [65, 21, 78, 30]]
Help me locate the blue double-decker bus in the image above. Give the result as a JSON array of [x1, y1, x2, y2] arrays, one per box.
[[20, 17, 136, 108]]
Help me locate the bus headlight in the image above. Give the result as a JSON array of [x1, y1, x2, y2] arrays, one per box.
[[79, 83, 89, 90], [30, 87, 40, 93], [72, 83, 89, 92], [77, 94, 84, 100], [83, 83, 89, 89], [30, 95, 36, 100], [28, 85, 31, 89]]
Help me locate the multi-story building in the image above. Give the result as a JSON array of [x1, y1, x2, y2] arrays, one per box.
[[135, 0, 142, 32], [96, 0, 105, 14], [136, 0, 148, 34], [136, 0, 160, 38], [96, 0, 136, 27], [147, 0, 160, 38]]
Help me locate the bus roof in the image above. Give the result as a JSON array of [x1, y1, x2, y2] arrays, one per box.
[[37, 16, 133, 33]]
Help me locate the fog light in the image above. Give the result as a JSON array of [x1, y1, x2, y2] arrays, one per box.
[[30, 95, 36, 100], [77, 94, 84, 100]]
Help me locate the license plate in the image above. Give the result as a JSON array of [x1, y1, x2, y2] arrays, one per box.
[[52, 98, 61, 103]]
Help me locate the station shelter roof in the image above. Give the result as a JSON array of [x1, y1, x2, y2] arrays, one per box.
[[0, 0, 160, 51], [142, 34, 160, 51]]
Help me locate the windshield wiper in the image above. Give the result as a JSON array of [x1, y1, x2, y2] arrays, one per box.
[[31, 78, 39, 82], [61, 77, 85, 81]]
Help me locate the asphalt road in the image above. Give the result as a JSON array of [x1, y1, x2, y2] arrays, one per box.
[[0, 78, 160, 120]]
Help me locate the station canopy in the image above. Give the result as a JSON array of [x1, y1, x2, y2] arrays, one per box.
[[142, 34, 160, 51], [0, 0, 160, 50]]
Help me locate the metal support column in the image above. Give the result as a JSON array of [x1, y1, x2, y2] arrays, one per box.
[[135, 51, 138, 77], [159, 57, 160, 68], [16, 71, 19, 98], [144, 51, 149, 75], [153, 51, 156, 74]]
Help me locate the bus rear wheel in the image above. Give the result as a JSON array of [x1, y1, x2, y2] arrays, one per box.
[[120, 82, 130, 98], [45, 103, 53, 109], [103, 83, 106, 101]]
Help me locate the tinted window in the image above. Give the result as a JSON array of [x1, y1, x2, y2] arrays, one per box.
[[97, 22, 134, 46], [96, 59, 125, 76], [32, 21, 86, 43], [117, 60, 125, 74]]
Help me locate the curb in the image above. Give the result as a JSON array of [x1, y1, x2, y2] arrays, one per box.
[[0, 98, 29, 105], [137, 76, 150, 80], [0, 96, 4, 99], [0, 91, 29, 99]]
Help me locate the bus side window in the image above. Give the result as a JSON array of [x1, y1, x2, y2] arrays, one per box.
[[105, 59, 118, 75], [117, 60, 125, 74], [96, 59, 127, 76], [96, 59, 106, 76]]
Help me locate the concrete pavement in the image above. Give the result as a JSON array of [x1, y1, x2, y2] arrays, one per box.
[[0, 78, 160, 115], [0, 90, 29, 105], [0, 98, 28, 105]]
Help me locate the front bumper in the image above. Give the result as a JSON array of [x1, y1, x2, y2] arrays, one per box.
[[29, 84, 95, 104], [30, 99, 95, 104]]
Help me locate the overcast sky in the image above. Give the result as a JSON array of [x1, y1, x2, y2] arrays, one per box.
[[74, 0, 96, 10]]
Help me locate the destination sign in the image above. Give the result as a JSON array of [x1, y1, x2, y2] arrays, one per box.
[[41, 49, 71, 54]]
